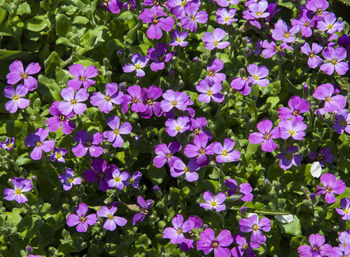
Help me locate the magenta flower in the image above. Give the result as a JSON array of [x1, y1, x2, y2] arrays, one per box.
[[278, 95, 310, 121], [300, 42, 323, 69], [170, 30, 189, 47], [317, 13, 343, 34], [6, 60, 41, 91], [247, 64, 269, 87], [138, 6, 174, 39], [102, 0, 122, 13], [276, 146, 302, 170], [200, 191, 226, 212], [84, 158, 111, 192], [333, 110, 350, 134], [316, 173, 346, 204], [181, 2, 208, 32], [153, 142, 182, 168], [66, 203, 98, 232], [59, 87, 89, 115], [213, 138, 240, 163], [170, 158, 200, 182], [197, 228, 233, 257], [132, 195, 153, 225], [163, 214, 195, 244], [165, 116, 190, 137], [3, 85, 30, 113], [72, 130, 104, 157], [224, 178, 253, 202], [122, 53, 149, 77], [249, 119, 280, 152], [97, 206, 127, 231], [206, 59, 226, 83], [160, 89, 192, 112], [202, 28, 230, 51], [123, 85, 147, 113], [231, 234, 257, 257], [24, 128, 55, 160], [103, 116, 132, 148], [336, 198, 350, 220], [46, 101, 75, 134], [107, 167, 129, 190], [90, 83, 124, 114], [50, 147, 67, 163], [147, 43, 175, 72], [231, 76, 251, 95], [278, 119, 307, 140], [239, 214, 271, 248], [58, 168, 82, 191], [67, 64, 98, 90], [216, 8, 237, 25], [140, 85, 163, 118], [320, 47, 349, 76], [166, 0, 189, 18], [184, 134, 216, 166], [313, 83, 346, 113], [190, 117, 212, 138], [196, 79, 224, 103], [4, 177, 32, 204], [298, 234, 333, 257], [271, 19, 300, 43]]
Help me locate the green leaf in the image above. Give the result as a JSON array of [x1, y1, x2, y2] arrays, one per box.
[[56, 13, 71, 37], [73, 16, 90, 25], [44, 51, 64, 74], [16, 152, 31, 166], [278, 216, 301, 236], [26, 14, 50, 32], [16, 2, 31, 15], [266, 96, 280, 109]]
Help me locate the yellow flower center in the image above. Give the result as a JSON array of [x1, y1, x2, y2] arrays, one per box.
[[80, 216, 87, 222], [36, 141, 42, 147], [67, 177, 74, 183], [309, 53, 315, 58], [284, 32, 290, 38], [304, 22, 310, 27], [114, 176, 121, 182], [191, 15, 196, 21], [56, 153, 62, 159], [12, 94, 20, 101], [344, 208, 350, 214], [134, 64, 142, 70], [22, 72, 28, 79], [166, 153, 172, 159], [199, 148, 206, 155], [263, 133, 271, 140], [70, 99, 77, 105], [256, 11, 262, 16], [331, 59, 338, 65], [208, 70, 215, 77], [79, 75, 86, 82], [222, 149, 228, 156], [213, 41, 219, 46], [316, 8, 323, 15], [180, 0, 187, 7], [212, 241, 218, 248], [104, 95, 111, 102], [59, 115, 66, 121], [325, 96, 332, 102], [293, 110, 299, 116], [325, 186, 332, 193], [285, 153, 293, 160], [341, 120, 348, 127], [253, 75, 259, 80], [176, 38, 183, 43], [129, 178, 135, 184], [171, 100, 178, 106], [15, 188, 22, 195], [175, 126, 182, 132], [152, 18, 158, 24], [113, 129, 120, 135], [210, 201, 217, 207], [147, 99, 154, 106], [207, 90, 213, 96], [177, 228, 183, 234], [327, 24, 333, 30], [193, 128, 201, 135], [107, 214, 114, 220], [224, 16, 230, 22], [184, 166, 190, 173], [289, 130, 296, 136], [243, 243, 249, 249], [252, 224, 260, 231]]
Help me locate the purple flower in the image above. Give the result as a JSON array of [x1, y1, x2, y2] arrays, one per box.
[[231, 76, 251, 95], [317, 13, 343, 34], [160, 89, 192, 112], [248, 1, 269, 19], [107, 167, 129, 190], [50, 147, 67, 163], [271, 19, 300, 43], [102, 0, 122, 13], [140, 85, 163, 118], [320, 47, 349, 76], [90, 83, 124, 114], [0, 137, 15, 150], [147, 43, 175, 72], [66, 203, 98, 232], [260, 40, 293, 58], [213, 138, 240, 163], [336, 198, 350, 220], [166, 0, 189, 18], [97, 206, 127, 231], [291, 10, 315, 38], [181, 2, 208, 32], [224, 178, 253, 202], [170, 30, 189, 47], [3, 85, 30, 113], [278, 119, 307, 140], [138, 6, 174, 39], [184, 134, 216, 166], [200, 191, 226, 212], [84, 158, 111, 192], [231, 234, 257, 257], [300, 42, 323, 69], [197, 228, 233, 257], [72, 130, 104, 157], [6, 60, 41, 91], [47, 101, 76, 134], [24, 128, 55, 160], [202, 28, 230, 51], [313, 83, 346, 113], [124, 85, 147, 113], [333, 110, 350, 134], [215, 0, 239, 7], [165, 116, 190, 137], [59, 87, 89, 115], [125, 171, 142, 189], [239, 214, 271, 248], [316, 173, 346, 204], [67, 64, 98, 90], [309, 147, 334, 167], [58, 168, 82, 191], [132, 195, 153, 225], [4, 177, 32, 204], [247, 64, 269, 87], [153, 142, 182, 168], [298, 233, 333, 257], [170, 158, 200, 182], [338, 231, 350, 252], [249, 119, 280, 152], [190, 117, 212, 138], [163, 214, 195, 244], [122, 53, 149, 77], [276, 146, 303, 170], [103, 116, 132, 148], [196, 79, 224, 103], [278, 95, 310, 121], [305, 0, 329, 17], [206, 59, 226, 83], [216, 8, 237, 25]]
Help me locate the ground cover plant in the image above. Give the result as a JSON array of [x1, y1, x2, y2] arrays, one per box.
[[1, 0, 350, 256]]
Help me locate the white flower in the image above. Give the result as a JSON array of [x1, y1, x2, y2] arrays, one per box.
[[311, 161, 322, 178]]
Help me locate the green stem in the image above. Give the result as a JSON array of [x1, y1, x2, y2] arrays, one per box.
[[230, 206, 290, 215]]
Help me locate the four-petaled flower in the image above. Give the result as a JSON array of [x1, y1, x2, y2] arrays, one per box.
[[4, 177, 33, 204], [200, 191, 226, 212], [197, 228, 233, 257], [67, 63, 98, 90], [97, 206, 127, 231], [66, 203, 98, 232]]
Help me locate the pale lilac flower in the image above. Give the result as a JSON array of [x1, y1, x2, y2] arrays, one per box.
[[47, 101, 75, 134], [298, 233, 333, 257], [90, 83, 124, 114], [97, 206, 127, 231], [58, 168, 82, 191], [50, 147, 67, 163], [248, 1, 269, 19], [278, 119, 307, 140], [132, 195, 153, 225], [107, 167, 129, 190], [291, 10, 315, 37], [305, 0, 329, 18], [197, 228, 233, 257], [6, 60, 41, 91], [317, 13, 343, 34], [190, 117, 212, 138], [336, 198, 350, 220], [181, 2, 208, 32], [276, 146, 302, 170], [320, 47, 349, 76], [213, 138, 240, 163], [4, 177, 32, 204], [216, 8, 237, 25], [72, 130, 104, 157], [66, 203, 98, 232], [67, 64, 98, 90], [338, 232, 350, 252], [200, 191, 226, 212], [271, 19, 300, 43], [166, 0, 191, 18], [59, 87, 89, 115], [239, 214, 271, 248], [3, 85, 30, 113], [184, 134, 216, 166], [215, 0, 239, 7], [24, 128, 55, 160], [165, 116, 190, 137], [122, 53, 149, 77], [160, 89, 192, 112], [103, 116, 132, 148], [249, 119, 279, 152], [313, 83, 346, 113], [300, 42, 323, 69], [316, 173, 346, 204], [196, 80, 224, 103], [170, 30, 189, 47], [206, 59, 226, 83], [153, 142, 182, 168], [163, 214, 195, 244], [260, 40, 293, 58], [202, 28, 230, 51], [278, 95, 310, 121], [124, 85, 147, 113], [224, 178, 253, 202], [247, 64, 269, 87], [170, 158, 200, 182]]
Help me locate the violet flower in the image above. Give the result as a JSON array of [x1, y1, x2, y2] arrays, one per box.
[[213, 138, 240, 163], [102, 0, 122, 13], [181, 2, 208, 32], [196, 79, 224, 103], [231, 234, 257, 257], [160, 89, 192, 112], [216, 8, 237, 26], [4, 177, 32, 204], [107, 167, 129, 190], [147, 43, 175, 72], [333, 110, 350, 134], [0, 137, 15, 151], [67, 64, 98, 90], [271, 19, 300, 44], [170, 30, 189, 47], [97, 206, 127, 231], [58, 168, 82, 191], [153, 142, 182, 168], [165, 116, 190, 137], [248, 119, 280, 152], [336, 198, 350, 220], [50, 147, 67, 163], [231, 76, 251, 95], [132, 195, 153, 225], [72, 130, 104, 157], [163, 214, 195, 244], [66, 203, 98, 232], [247, 64, 269, 87], [215, 0, 239, 7], [317, 13, 343, 34], [305, 0, 329, 18], [200, 191, 226, 212], [248, 1, 269, 19], [197, 228, 233, 257], [6, 60, 41, 91], [184, 134, 216, 166], [140, 85, 163, 118], [313, 83, 346, 113], [239, 214, 271, 248], [206, 59, 226, 84], [278, 119, 307, 140], [298, 233, 333, 257], [122, 53, 149, 77], [291, 10, 315, 38], [84, 158, 111, 192], [320, 47, 349, 76], [278, 95, 310, 121], [224, 178, 253, 202], [125, 171, 142, 189], [300, 42, 323, 69], [202, 28, 230, 50], [260, 40, 293, 58], [316, 173, 346, 204], [24, 128, 55, 160], [309, 147, 334, 167], [190, 117, 212, 138], [46, 101, 76, 134], [103, 115, 132, 148], [124, 85, 147, 113], [90, 83, 124, 114], [3, 85, 30, 113], [59, 87, 89, 115], [170, 158, 200, 182], [276, 146, 303, 170], [338, 231, 350, 252]]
